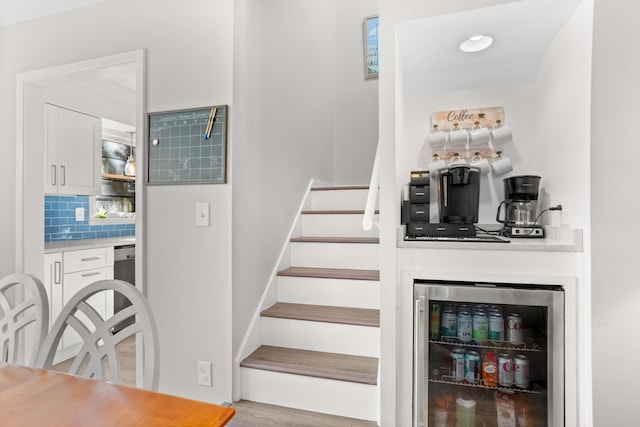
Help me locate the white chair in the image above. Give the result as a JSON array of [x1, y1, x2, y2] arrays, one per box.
[[0, 273, 49, 367], [35, 279, 159, 391]]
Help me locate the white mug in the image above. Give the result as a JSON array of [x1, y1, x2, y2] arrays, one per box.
[[448, 129, 468, 147], [470, 157, 490, 175], [425, 130, 448, 147], [449, 153, 466, 166], [469, 126, 490, 146], [490, 152, 513, 176], [429, 155, 448, 177], [491, 124, 513, 146]]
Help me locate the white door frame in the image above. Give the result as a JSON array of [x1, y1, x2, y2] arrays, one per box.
[[15, 49, 146, 306]]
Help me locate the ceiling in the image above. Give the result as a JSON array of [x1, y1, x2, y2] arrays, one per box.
[[397, 0, 582, 94], [0, 0, 108, 27]]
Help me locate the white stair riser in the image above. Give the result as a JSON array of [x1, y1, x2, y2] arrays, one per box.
[[261, 317, 379, 357], [241, 368, 378, 421], [290, 242, 379, 270], [311, 189, 374, 211], [301, 214, 379, 237], [277, 276, 380, 309]]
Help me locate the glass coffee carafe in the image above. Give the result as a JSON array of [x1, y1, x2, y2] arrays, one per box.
[[497, 200, 538, 227]]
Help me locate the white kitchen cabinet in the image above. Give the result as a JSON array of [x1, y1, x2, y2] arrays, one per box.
[[44, 103, 102, 195], [43, 247, 114, 359], [61, 266, 113, 349]]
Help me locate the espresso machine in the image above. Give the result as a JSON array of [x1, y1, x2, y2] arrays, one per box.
[[496, 175, 544, 237]]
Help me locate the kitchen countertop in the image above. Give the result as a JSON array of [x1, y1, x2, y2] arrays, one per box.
[[397, 225, 582, 252], [45, 236, 136, 253]]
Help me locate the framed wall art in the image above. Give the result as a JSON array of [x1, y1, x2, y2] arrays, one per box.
[[147, 105, 228, 185], [363, 15, 379, 79]]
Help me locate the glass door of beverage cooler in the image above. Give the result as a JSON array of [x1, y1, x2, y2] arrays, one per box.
[[414, 281, 564, 427]]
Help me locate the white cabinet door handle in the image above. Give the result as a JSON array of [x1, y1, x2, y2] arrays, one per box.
[[81, 257, 100, 262], [51, 165, 57, 185], [60, 165, 66, 186], [81, 271, 101, 278], [54, 261, 62, 284]]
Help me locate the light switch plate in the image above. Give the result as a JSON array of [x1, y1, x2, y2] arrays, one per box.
[[195, 202, 209, 227]]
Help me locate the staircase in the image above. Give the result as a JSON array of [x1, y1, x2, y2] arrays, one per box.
[[239, 186, 380, 422]]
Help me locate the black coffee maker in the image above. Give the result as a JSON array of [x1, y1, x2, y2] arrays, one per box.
[[496, 175, 544, 237], [439, 165, 481, 224]]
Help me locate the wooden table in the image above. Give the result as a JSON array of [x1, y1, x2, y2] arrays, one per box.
[[0, 364, 235, 426]]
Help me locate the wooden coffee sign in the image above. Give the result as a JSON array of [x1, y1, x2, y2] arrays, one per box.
[[430, 106, 504, 131]]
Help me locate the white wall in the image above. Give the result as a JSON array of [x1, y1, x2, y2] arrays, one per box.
[[333, 0, 379, 185], [231, 0, 378, 358], [534, 0, 592, 230], [591, 0, 640, 425], [232, 0, 335, 359], [1, 0, 234, 403]]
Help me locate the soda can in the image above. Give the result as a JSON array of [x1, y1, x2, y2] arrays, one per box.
[[506, 313, 523, 343], [441, 307, 458, 338], [497, 354, 514, 387], [457, 310, 473, 343], [464, 350, 481, 383], [451, 348, 466, 382], [514, 355, 530, 389], [472, 304, 488, 314], [489, 311, 504, 342], [472, 310, 488, 343]]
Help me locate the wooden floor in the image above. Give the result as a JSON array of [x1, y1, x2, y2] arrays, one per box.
[[52, 335, 137, 386], [54, 337, 379, 426]]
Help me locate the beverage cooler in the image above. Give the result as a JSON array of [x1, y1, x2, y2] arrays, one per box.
[[414, 280, 564, 427]]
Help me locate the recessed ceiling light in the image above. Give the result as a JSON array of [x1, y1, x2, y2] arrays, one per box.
[[459, 35, 493, 53]]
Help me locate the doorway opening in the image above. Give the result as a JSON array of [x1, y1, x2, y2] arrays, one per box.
[[15, 51, 146, 382]]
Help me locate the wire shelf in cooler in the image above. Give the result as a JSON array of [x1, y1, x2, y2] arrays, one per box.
[[429, 337, 543, 353], [428, 377, 543, 394]]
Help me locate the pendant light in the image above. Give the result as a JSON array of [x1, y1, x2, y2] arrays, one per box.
[[124, 131, 137, 177]]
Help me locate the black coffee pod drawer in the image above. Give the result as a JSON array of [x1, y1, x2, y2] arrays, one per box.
[[410, 204, 430, 222], [410, 185, 429, 204], [406, 222, 430, 237]]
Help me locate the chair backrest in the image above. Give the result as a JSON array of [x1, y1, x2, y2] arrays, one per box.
[[0, 273, 49, 367], [35, 279, 159, 391]]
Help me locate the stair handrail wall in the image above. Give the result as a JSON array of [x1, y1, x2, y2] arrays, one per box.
[[362, 141, 380, 231], [232, 179, 317, 401]]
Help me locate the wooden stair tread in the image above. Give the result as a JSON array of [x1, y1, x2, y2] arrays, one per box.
[[277, 266, 379, 281], [290, 236, 379, 244], [229, 400, 378, 427], [261, 302, 379, 327], [311, 186, 370, 191], [240, 345, 378, 385], [301, 209, 379, 215]]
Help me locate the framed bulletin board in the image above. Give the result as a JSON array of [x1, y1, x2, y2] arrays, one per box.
[[147, 105, 227, 185]]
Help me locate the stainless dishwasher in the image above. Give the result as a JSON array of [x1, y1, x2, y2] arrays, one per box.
[[113, 244, 135, 332]]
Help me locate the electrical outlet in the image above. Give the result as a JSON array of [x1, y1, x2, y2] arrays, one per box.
[[75, 207, 85, 221], [197, 361, 212, 387]]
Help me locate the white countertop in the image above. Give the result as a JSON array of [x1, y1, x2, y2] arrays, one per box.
[[397, 225, 582, 252], [45, 236, 136, 253]]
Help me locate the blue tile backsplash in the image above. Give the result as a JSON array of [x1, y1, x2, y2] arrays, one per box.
[[44, 195, 135, 242]]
